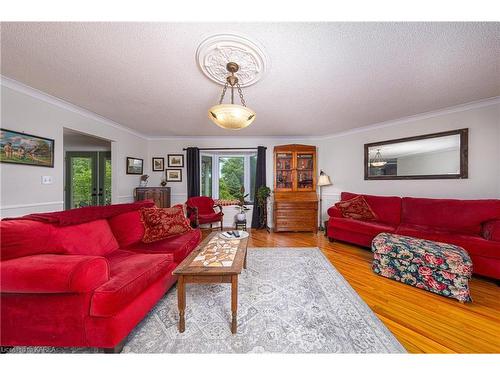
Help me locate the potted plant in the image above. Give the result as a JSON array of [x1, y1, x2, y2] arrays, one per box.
[[235, 186, 250, 222]]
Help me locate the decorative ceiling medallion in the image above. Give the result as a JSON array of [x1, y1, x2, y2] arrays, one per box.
[[196, 34, 267, 87]]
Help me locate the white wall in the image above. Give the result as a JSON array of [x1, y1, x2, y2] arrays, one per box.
[[63, 130, 111, 152], [317, 102, 500, 219], [0, 81, 149, 217], [397, 149, 459, 176]]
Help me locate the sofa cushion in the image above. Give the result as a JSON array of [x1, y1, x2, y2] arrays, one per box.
[[341, 192, 402, 225], [140, 205, 192, 243], [0, 220, 61, 260], [90, 250, 174, 317], [1, 254, 109, 293], [401, 197, 500, 236], [335, 195, 378, 221], [396, 224, 500, 258], [186, 196, 216, 215], [329, 217, 397, 237], [196, 211, 224, 224], [108, 210, 145, 247], [52, 219, 119, 256], [125, 228, 202, 263], [7, 200, 155, 226]]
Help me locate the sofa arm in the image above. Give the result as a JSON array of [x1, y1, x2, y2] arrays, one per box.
[[327, 206, 343, 218], [482, 220, 500, 242], [1, 254, 109, 293]]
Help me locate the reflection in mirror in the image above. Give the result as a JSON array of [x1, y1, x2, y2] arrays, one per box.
[[364, 129, 468, 180]]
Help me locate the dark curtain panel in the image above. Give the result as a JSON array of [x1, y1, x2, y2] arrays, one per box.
[[186, 147, 200, 198], [251, 146, 267, 228]]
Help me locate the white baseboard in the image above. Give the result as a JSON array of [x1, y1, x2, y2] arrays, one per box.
[[0, 201, 64, 218], [117, 195, 134, 203]]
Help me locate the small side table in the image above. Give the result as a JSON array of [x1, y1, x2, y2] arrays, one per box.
[[235, 219, 247, 231]]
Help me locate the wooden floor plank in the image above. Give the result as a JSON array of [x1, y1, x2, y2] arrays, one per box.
[[206, 228, 500, 353]]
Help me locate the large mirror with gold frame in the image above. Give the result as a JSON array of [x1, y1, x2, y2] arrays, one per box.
[[364, 128, 468, 180]]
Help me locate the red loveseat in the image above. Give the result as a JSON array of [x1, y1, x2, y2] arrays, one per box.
[[0, 201, 201, 351], [327, 192, 500, 280]]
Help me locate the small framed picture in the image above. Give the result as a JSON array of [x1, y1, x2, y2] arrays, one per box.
[[152, 157, 164, 171], [126, 157, 144, 175], [168, 154, 184, 167], [166, 168, 182, 182]]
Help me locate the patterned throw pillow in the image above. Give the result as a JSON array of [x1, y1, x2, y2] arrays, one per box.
[[334, 195, 378, 221], [140, 205, 192, 243]]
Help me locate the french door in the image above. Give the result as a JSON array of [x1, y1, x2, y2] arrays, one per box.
[[65, 151, 111, 209]]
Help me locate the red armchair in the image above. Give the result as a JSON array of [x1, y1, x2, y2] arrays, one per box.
[[186, 196, 224, 230]]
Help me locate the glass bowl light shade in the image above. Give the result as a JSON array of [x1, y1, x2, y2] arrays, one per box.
[[208, 104, 256, 130]]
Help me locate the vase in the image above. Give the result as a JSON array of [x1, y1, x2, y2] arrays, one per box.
[[236, 212, 246, 222]]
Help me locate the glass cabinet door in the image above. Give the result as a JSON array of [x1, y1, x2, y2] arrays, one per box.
[[296, 152, 314, 190], [275, 152, 293, 190]]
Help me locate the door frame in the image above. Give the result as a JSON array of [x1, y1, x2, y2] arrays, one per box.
[[65, 151, 111, 209], [65, 151, 98, 209]]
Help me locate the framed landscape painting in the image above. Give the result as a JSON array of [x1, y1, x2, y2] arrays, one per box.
[[167, 154, 184, 167], [126, 157, 144, 174], [166, 168, 182, 182], [0, 128, 54, 167]]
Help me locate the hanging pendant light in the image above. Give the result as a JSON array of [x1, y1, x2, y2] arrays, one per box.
[[208, 62, 256, 130], [370, 149, 387, 167]]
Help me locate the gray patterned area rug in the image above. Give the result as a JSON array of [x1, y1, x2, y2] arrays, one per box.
[[10, 248, 405, 353]]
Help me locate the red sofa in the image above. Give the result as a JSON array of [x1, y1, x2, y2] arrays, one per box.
[[0, 201, 201, 351], [327, 192, 500, 280]]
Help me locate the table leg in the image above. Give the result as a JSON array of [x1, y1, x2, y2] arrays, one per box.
[[231, 275, 238, 334], [243, 250, 247, 269], [178, 275, 186, 333]]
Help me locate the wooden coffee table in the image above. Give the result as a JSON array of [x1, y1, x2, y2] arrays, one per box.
[[172, 231, 248, 334]]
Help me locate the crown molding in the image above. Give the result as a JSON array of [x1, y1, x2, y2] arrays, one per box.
[[145, 96, 500, 141], [321, 96, 500, 140], [1, 76, 149, 140], [2, 75, 498, 142]]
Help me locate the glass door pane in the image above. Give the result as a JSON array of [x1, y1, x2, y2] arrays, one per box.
[[201, 155, 213, 197], [66, 152, 97, 209], [296, 153, 314, 190], [275, 152, 293, 190], [219, 156, 244, 199], [99, 151, 112, 206]]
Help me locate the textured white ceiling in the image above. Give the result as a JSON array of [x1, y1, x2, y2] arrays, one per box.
[[1, 22, 499, 137]]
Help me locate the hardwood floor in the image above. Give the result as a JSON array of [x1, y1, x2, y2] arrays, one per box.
[[210, 228, 500, 353]]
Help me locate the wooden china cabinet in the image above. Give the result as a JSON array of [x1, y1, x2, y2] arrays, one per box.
[[273, 144, 318, 232]]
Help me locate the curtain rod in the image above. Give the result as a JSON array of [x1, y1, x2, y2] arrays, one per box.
[[182, 147, 266, 151]]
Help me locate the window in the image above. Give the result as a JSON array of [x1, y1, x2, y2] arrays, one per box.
[[200, 152, 257, 203]]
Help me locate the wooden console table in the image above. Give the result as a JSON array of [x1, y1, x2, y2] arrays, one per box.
[[134, 187, 171, 208]]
